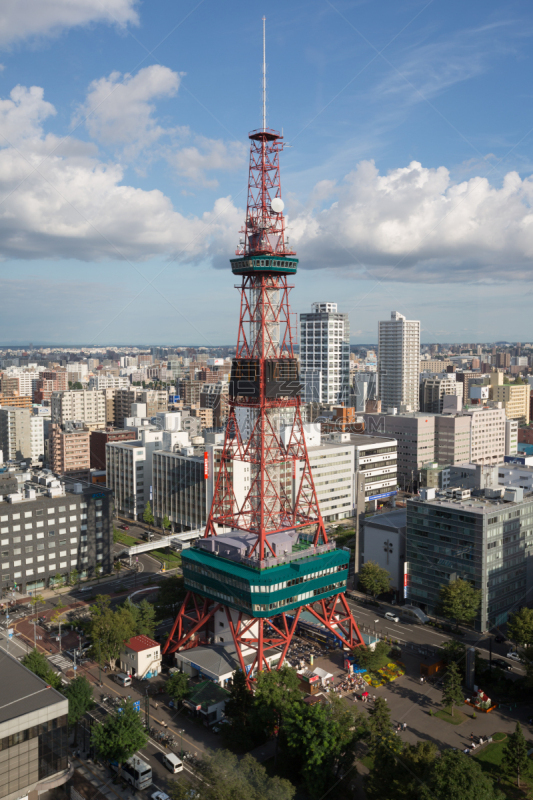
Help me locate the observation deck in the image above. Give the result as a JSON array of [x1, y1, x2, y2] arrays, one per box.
[[230, 255, 298, 276]]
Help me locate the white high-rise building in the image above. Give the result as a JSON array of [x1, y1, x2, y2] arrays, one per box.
[[300, 302, 350, 404], [378, 311, 420, 412]]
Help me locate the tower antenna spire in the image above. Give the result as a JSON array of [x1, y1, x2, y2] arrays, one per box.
[[262, 16, 266, 131]]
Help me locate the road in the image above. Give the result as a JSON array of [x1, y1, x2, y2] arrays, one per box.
[[346, 597, 525, 674]]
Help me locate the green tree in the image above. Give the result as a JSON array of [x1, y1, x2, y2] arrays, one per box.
[[353, 640, 390, 672], [154, 574, 186, 620], [166, 672, 189, 706], [89, 595, 136, 665], [368, 697, 392, 750], [442, 661, 463, 717], [91, 698, 148, 778], [143, 501, 154, 529], [359, 560, 391, 599], [65, 676, 94, 743], [52, 572, 64, 592], [29, 593, 44, 612], [94, 564, 102, 583], [420, 750, 504, 800], [254, 665, 303, 738], [222, 669, 257, 751], [162, 515, 171, 533], [365, 732, 407, 800], [502, 722, 530, 787], [507, 607, 533, 647], [70, 568, 79, 587], [114, 560, 122, 574], [136, 598, 156, 636], [22, 649, 62, 690], [437, 578, 481, 630]]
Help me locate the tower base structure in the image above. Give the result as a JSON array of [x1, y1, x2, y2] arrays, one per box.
[[163, 538, 365, 686]]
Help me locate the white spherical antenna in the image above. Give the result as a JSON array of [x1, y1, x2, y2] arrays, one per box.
[[271, 197, 284, 214]]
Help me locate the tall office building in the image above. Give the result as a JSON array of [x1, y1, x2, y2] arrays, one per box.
[[378, 311, 420, 412], [300, 302, 350, 404]]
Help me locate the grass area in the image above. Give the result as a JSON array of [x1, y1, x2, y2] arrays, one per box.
[[113, 531, 141, 547], [474, 733, 532, 799], [434, 708, 468, 725], [150, 548, 182, 569]]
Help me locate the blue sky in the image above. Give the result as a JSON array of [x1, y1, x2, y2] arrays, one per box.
[[1, 0, 533, 345]]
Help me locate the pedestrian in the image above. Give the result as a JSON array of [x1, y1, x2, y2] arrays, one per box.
[[420, 676, 424, 684], [403, 722, 407, 731], [470, 732, 474, 741], [373, 694, 376, 702], [155, 702, 159, 710]]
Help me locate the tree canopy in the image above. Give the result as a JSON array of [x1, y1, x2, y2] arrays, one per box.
[[143, 501, 154, 527], [22, 649, 62, 690], [353, 640, 390, 672], [154, 574, 186, 620], [166, 672, 190, 705], [359, 560, 392, 598], [507, 607, 533, 647], [442, 661, 464, 717], [89, 595, 136, 664], [437, 578, 481, 628], [90, 698, 148, 775], [502, 722, 530, 787], [419, 750, 504, 800]]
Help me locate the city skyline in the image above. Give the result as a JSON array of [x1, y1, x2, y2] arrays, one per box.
[[2, 2, 533, 343]]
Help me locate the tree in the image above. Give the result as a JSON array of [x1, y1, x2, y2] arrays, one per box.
[[89, 595, 136, 665], [53, 572, 64, 592], [222, 669, 257, 751], [420, 750, 504, 800], [437, 578, 481, 629], [254, 666, 303, 738], [114, 560, 122, 574], [502, 722, 530, 787], [91, 698, 148, 778], [70, 568, 79, 587], [154, 574, 186, 620], [359, 560, 391, 599], [143, 501, 154, 529], [162, 515, 171, 533], [353, 640, 390, 672], [65, 676, 94, 743], [29, 594, 44, 612], [440, 639, 467, 677], [368, 697, 392, 749], [166, 672, 189, 706], [94, 564, 102, 583], [136, 598, 156, 636], [442, 661, 463, 717], [22, 649, 62, 690], [507, 607, 533, 647]]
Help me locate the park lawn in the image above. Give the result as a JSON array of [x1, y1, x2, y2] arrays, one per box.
[[151, 549, 182, 569], [113, 531, 141, 547], [474, 733, 533, 799], [434, 708, 468, 725]]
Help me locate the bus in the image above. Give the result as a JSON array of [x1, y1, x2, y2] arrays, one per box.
[[111, 755, 152, 789], [399, 605, 429, 625]]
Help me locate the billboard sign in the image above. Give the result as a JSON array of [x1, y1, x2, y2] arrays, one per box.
[[367, 490, 397, 502], [204, 452, 209, 480]]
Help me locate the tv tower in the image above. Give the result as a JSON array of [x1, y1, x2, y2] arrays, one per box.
[[163, 19, 364, 684]]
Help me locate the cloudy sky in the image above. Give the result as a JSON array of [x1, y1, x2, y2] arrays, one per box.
[[1, 0, 533, 345]]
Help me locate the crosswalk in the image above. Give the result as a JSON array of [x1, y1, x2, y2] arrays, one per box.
[[48, 653, 73, 671]]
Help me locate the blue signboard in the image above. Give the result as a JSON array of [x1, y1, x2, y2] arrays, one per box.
[[504, 455, 527, 465], [169, 395, 180, 403], [133, 700, 141, 713], [368, 490, 398, 502]]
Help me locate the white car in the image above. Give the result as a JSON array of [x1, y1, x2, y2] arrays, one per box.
[[152, 793, 170, 800], [507, 651, 522, 662], [384, 612, 400, 623]]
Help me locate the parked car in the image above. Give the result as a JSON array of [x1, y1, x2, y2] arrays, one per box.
[[507, 651, 522, 663], [494, 634, 506, 644], [493, 658, 512, 670], [384, 612, 400, 623], [121, 525, 130, 531], [152, 792, 170, 800]]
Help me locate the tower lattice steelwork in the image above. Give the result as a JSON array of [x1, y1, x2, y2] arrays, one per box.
[[163, 22, 364, 685]]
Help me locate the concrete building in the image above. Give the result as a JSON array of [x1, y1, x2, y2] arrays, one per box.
[[299, 302, 350, 404], [434, 413, 472, 465], [106, 428, 163, 519], [119, 635, 161, 680], [405, 490, 533, 631], [498, 464, 533, 493], [419, 359, 453, 373], [90, 428, 137, 471], [378, 311, 420, 412], [361, 509, 406, 593], [0, 408, 31, 462], [88, 375, 129, 390], [506, 419, 518, 457], [115, 389, 168, 427], [200, 382, 229, 427], [0, 654, 70, 800], [0, 470, 112, 593], [364, 412, 434, 487], [468, 406, 506, 465], [297, 436, 355, 521], [49, 423, 91, 477], [51, 390, 106, 430], [34, 370, 68, 405], [350, 372, 378, 412], [350, 433, 398, 507], [490, 372, 530, 423], [420, 373, 463, 413], [30, 415, 44, 464]]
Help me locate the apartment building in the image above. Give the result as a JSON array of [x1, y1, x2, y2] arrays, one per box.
[[419, 359, 453, 373], [405, 490, 533, 631], [88, 375, 130, 390], [419, 374, 463, 413], [177, 379, 204, 407], [200, 382, 229, 427], [51, 390, 106, 430], [296, 436, 355, 521], [349, 433, 398, 506], [115, 389, 168, 427], [49, 423, 91, 477], [0, 654, 69, 800], [490, 372, 530, 423], [364, 412, 435, 484], [468, 407, 506, 465], [34, 370, 68, 404], [0, 470, 112, 593], [378, 311, 420, 412], [0, 408, 31, 462], [434, 413, 472, 465], [300, 302, 350, 405], [90, 428, 137, 471], [106, 428, 163, 519]]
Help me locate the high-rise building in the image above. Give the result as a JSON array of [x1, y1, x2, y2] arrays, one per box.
[[49, 423, 90, 477], [0, 408, 31, 462], [51, 390, 106, 430], [378, 311, 420, 412], [419, 373, 463, 413], [106, 428, 164, 519], [300, 303, 350, 404]]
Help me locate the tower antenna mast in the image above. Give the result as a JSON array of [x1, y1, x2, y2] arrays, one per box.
[[262, 16, 266, 132]]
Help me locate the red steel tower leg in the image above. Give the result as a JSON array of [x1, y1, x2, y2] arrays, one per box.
[[165, 42, 364, 684]]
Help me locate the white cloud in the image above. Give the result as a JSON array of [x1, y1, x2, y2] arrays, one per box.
[[0, 0, 138, 45], [0, 82, 241, 262], [76, 66, 181, 160], [168, 133, 247, 187], [291, 159, 533, 283]]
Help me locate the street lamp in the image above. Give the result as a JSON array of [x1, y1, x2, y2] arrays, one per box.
[[177, 728, 185, 758]]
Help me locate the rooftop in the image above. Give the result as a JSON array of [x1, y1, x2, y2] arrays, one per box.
[[409, 492, 533, 515], [350, 434, 397, 447], [187, 679, 230, 710], [124, 635, 159, 652], [364, 509, 406, 531], [0, 653, 66, 725]]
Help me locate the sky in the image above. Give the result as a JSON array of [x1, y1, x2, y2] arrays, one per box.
[[1, 0, 533, 346]]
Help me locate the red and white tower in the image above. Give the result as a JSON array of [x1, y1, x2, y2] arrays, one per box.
[[163, 20, 364, 685]]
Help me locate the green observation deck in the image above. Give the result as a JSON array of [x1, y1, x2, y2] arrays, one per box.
[[182, 545, 349, 618], [231, 255, 298, 276]]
